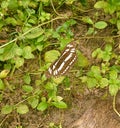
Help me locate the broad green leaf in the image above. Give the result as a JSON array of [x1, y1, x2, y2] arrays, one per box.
[[102, 52, 111, 61], [37, 35, 45, 42], [100, 78, 109, 88], [41, 74, 47, 82], [52, 76, 65, 84], [39, 11, 50, 22], [8, 0, 18, 10], [63, 19, 76, 27], [86, 27, 94, 35], [28, 97, 39, 108], [109, 84, 118, 96], [37, 101, 48, 111], [0, 70, 10, 78], [5, 17, 17, 26], [82, 16, 93, 25], [75, 50, 89, 68], [28, 17, 37, 24], [94, 1, 107, 9], [88, 66, 101, 79], [45, 82, 55, 90], [1, 1, 9, 9], [22, 46, 34, 59], [44, 50, 60, 63], [17, 104, 29, 114], [87, 77, 97, 88], [22, 85, 33, 93], [109, 70, 118, 79], [95, 21, 107, 29], [0, 48, 4, 54], [92, 48, 103, 60], [1, 105, 13, 114], [59, 38, 72, 50], [105, 44, 112, 52], [15, 57, 24, 68], [25, 28, 44, 39], [0, 79, 5, 90], [15, 47, 23, 56], [52, 101, 67, 109], [109, 78, 120, 86], [2, 43, 18, 61], [107, 4, 116, 14], [23, 74, 31, 84]]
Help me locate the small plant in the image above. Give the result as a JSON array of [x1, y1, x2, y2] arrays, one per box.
[[94, 0, 120, 31], [81, 44, 120, 96], [0, 18, 77, 115], [81, 16, 108, 35]]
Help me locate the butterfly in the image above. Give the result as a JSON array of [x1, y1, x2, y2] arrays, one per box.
[[45, 42, 77, 78]]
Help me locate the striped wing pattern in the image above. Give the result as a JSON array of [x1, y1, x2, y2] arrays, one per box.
[[45, 42, 77, 78]]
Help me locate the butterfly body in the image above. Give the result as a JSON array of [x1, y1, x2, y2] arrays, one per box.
[[45, 42, 77, 78]]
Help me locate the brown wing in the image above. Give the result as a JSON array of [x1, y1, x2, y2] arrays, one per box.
[[45, 42, 77, 78]]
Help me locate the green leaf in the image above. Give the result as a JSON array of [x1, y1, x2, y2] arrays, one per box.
[[95, 21, 107, 29], [25, 28, 44, 39], [75, 50, 89, 68], [22, 46, 34, 59], [52, 101, 67, 109], [28, 97, 39, 108], [0, 70, 10, 79], [22, 85, 33, 93], [92, 48, 102, 58], [0, 79, 5, 90], [94, 1, 107, 9], [109, 70, 118, 79], [52, 76, 65, 84], [1, 105, 13, 114], [5, 17, 17, 26], [59, 38, 72, 50], [23, 74, 31, 84], [86, 27, 94, 35], [82, 16, 93, 25], [87, 77, 97, 88], [1, 1, 9, 9], [36, 44, 43, 52], [2, 43, 18, 61], [15, 57, 24, 68], [102, 52, 111, 62], [100, 78, 109, 88], [37, 101, 48, 111], [15, 47, 23, 56], [17, 104, 29, 114], [45, 82, 56, 90], [8, 0, 18, 10], [88, 66, 101, 79], [105, 44, 112, 52], [44, 50, 60, 63], [109, 84, 118, 96]]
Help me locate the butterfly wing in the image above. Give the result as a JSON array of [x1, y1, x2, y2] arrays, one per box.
[[45, 42, 77, 78]]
